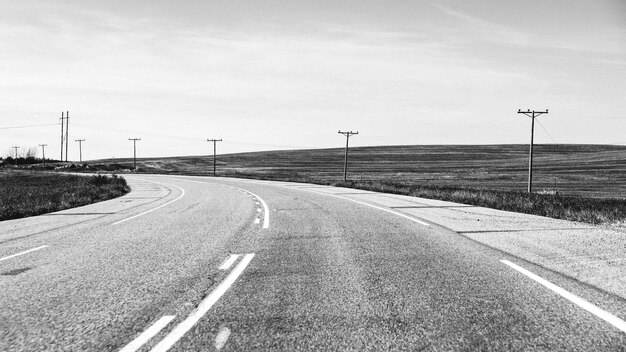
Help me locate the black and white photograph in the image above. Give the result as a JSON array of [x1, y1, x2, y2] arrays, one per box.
[[1, 0, 625, 350]]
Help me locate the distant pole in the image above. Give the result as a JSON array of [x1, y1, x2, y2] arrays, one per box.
[[517, 109, 549, 193], [65, 111, 69, 162], [206, 138, 222, 176], [129, 138, 141, 171], [60, 112, 64, 162], [75, 139, 85, 162], [12, 146, 19, 165], [39, 144, 47, 166], [338, 130, 358, 181]]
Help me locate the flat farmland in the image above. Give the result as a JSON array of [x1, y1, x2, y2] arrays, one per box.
[[90, 144, 626, 199]]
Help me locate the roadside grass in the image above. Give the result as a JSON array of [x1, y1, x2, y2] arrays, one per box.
[[0, 171, 130, 221], [329, 180, 626, 226], [52, 144, 626, 226]]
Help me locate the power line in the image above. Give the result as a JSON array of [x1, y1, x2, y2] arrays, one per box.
[[535, 119, 557, 144], [0, 123, 57, 130]]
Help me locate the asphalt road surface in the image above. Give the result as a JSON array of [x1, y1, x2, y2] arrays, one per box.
[[1, 174, 625, 351]]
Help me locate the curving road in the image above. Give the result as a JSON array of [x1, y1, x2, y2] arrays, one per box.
[[1, 174, 625, 351]]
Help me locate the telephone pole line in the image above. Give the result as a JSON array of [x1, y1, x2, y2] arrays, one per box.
[[206, 138, 222, 176], [338, 130, 358, 182], [12, 146, 20, 162], [75, 139, 85, 162], [129, 138, 141, 171], [517, 109, 549, 193], [39, 144, 47, 166]]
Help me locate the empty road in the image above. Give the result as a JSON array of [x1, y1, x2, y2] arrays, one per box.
[[1, 174, 625, 351]]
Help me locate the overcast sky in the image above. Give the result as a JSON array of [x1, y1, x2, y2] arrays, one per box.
[[1, 0, 625, 160]]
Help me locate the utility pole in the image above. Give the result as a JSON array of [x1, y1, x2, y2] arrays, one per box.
[[338, 130, 358, 181], [517, 109, 549, 193], [206, 138, 222, 176], [60, 112, 64, 162], [65, 111, 69, 162], [12, 146, 20, 164], [129, 138, 141, 171], [75, 139, 85, 162], [39, 144, 47, 166], [60, 111, 69, 162]]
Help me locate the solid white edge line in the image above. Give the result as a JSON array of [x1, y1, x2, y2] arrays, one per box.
[[119, 315, 176, 352], [501, 259, 626, 334], [0, 245, 49, 262], [307, 190, 430, 227], [113, 183, 186, 225], [149, 253, 255, 352], [218, 254, 240, 270]]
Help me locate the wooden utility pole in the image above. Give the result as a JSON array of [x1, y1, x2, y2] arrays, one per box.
[[60, 111, 69, 162], [64, 111, 69, 162], [206, 138, 222, 176], [12, 146, 19, 164], [39, 144, 47, 166], [60, 112, 64, 162], [129, 138, 141, 171], [517, 109, 549, 193], [338, 130, 358, 181], [75, 139, 85, 162]]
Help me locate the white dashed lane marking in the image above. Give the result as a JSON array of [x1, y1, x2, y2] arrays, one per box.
[[214, 327, 231, 350], [149, 253, 255, 352], [119, 316, 176, 352], [219, 254, 240, 270]]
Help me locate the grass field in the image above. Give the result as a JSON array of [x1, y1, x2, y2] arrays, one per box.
[[88, 144, 626, 199], [0, 171, 129, 221], [39, 144, 626, 226]]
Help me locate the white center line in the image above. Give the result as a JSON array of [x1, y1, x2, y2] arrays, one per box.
[[0, 245, 48, 262], [166, 178, 271, 229], [218, 254, 240, 270], [113, 183, 185, 225], [501, 259, 626, 334], [119, 316, 176, 352], [228, 186, 269, 229], [214, 327, 231, 350], [150, 253, 255, 352]]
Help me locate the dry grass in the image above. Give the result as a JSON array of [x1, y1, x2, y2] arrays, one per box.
[[43, 143, 626, 225], [0, 170, 129, 221]]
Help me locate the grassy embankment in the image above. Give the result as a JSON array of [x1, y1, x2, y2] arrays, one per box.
[[0, 171, 129, 221], [81, 144, 626, 226]]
